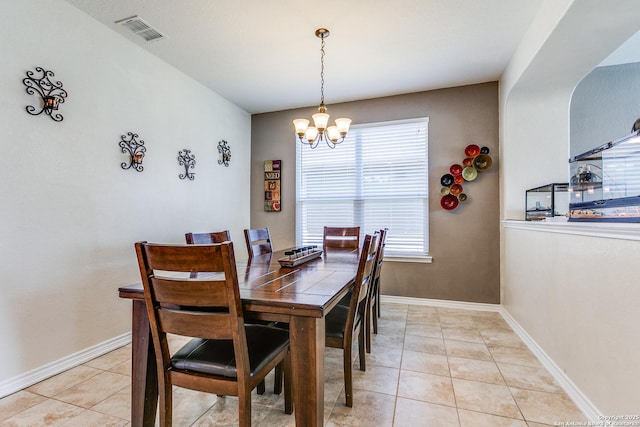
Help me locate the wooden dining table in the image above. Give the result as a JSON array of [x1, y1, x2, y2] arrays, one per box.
[[118, 247, 360, 427]]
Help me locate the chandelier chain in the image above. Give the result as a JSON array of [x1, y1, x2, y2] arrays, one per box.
[[320, 36, 325, 106]]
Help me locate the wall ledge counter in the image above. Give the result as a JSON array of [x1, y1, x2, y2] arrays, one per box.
[[502, 219, 640, 241]]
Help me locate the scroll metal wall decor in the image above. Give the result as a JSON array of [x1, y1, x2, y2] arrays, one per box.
[[440, 145, 493, 210], [218, 140, 231, 167], [119, 132, 146, 172], [178, 149, 196, 180], [23, 67, 68, 122], [264, 160, 281, 212]]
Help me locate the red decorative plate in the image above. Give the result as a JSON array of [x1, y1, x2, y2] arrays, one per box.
[[454, 175, 464, 184], [464, 144, 480, 158], [449, 164, 463, 176], [462, 157, 473, 167], [441, 194, 459, 210]]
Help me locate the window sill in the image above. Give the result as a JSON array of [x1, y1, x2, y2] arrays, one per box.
[[384, 255, 433, 264], [502, 219, 640, 241]]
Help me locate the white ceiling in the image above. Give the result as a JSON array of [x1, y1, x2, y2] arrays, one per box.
[[63, 0, 543, 114]]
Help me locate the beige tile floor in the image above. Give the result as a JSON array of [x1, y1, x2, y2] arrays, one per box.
[[0, 303, 588, 426]]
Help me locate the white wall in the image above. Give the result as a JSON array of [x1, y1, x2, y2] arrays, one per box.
[[500, 0, 640, 415], [0, 0, 251, 393], [503, 224, 640, 415], [571, 62, 640, 158]]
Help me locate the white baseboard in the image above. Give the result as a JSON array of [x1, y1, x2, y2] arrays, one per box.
[[0, 332, 131, 399], [498, 308, 600, 422], [381, 295, 501, 312], [381, 295, 600, 422]]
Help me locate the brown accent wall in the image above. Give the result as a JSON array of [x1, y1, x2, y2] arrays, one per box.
[[251, 82, 500, 303]]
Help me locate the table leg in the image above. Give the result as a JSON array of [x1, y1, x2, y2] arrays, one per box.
[[290, 316, 325, 427], [131, 300, 157, 427]]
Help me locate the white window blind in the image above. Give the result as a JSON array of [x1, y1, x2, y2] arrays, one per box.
[[296, 118, 429, 257]]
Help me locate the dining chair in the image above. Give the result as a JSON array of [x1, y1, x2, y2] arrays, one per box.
[[244, 227, 273, 258], [185, 230, 231, 244], [327, 226, 362, 309], [323, 226, 360, 252], [366, 228, 388, 353], [184, 230, 282, 395], [135, 241, 293, 427], [325, 233, 379, 407]]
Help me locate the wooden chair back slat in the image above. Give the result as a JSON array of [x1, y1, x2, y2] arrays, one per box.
[[150, 277, 229, 307], [158, 309, 233, 340], [185, 230, 231, 244], [323, 226, 361, 250], [142, 244, 228, 273]]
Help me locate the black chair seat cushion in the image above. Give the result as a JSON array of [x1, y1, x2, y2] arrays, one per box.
[[325, 305, 348, 339], [171, 325, 289, 378]]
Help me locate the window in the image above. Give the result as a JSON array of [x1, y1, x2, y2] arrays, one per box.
[[296, 118, 429, 257]]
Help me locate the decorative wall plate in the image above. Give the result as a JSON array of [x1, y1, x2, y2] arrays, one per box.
[[440, 173, 454, 186], [440, 194, 459, 210], [450, 183, 463, 195], [473, 154, 492, 171], [464, 144, 480, 158], [462, 166, 478, 181]]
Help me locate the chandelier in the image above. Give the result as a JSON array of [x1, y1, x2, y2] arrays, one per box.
[[293, 28, 351, 149]]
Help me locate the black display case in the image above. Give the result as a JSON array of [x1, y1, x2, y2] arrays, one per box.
[[526, 183, 570, 221]]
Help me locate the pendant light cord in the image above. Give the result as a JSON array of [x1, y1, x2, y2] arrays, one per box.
[[320, 35, 325, 107]]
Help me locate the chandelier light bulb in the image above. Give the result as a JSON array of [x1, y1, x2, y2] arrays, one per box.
[[312, 111, 330, 131], [335, 118, 352, 136], [293, 119, 310, 137], [306, 126, 319, 143], [327, 126, 340, 142]]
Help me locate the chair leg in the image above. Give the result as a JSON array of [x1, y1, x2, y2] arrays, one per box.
[[159, 377, 172, 427], [365, 297, 372, 354], [372, 296, 378, 334], [358, 325, 366, 372], [376, 278, 382, 318], [257, 379, 265, 395], [238, 389, 251, 427], [283, 352, 293, 415], [343, 345, 353, 408], [273, 362, 283, 395]]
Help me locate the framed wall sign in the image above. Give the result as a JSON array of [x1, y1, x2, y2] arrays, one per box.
[[264, 160, 281, 212]]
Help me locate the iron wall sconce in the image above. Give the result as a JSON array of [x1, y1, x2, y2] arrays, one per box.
[[119, 132, 146, 172], [23, 67, 68, 122], [178, 149, 196, 180], [218, 140, 231, 167]]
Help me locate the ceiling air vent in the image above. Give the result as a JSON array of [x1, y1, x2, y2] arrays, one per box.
[[115, 16, 165, 42]]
